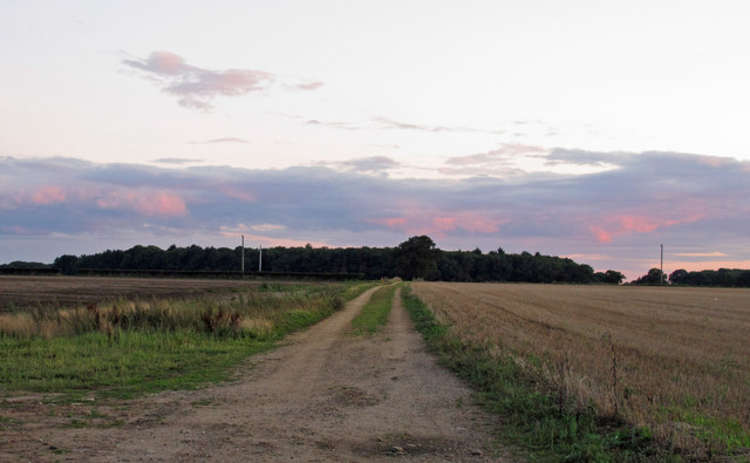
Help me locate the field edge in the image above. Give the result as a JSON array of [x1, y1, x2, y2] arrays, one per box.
[[400, 284, 679, 463]]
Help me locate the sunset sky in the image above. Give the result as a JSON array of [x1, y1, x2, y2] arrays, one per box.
[[2, 1, 749, 279]]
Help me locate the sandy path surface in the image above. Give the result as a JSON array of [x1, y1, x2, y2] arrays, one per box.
[[2, 286, 509, 462]]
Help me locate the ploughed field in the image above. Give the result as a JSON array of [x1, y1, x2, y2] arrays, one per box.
[[0, 275, 268, 310], [411, 282, 750, 456]]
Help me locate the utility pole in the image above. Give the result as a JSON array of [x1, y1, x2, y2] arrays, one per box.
[[258, 244, 263, 272], [241, 235, 245, 274], [660, 244, 664, 285]]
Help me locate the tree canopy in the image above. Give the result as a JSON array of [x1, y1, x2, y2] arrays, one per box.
[[38, 235, 616, 284]]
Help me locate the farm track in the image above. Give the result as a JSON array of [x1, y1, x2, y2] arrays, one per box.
[[2, 286, 507, 462]]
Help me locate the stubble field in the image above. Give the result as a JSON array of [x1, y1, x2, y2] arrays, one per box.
[[0, 275, 268, 310], [411, 282, 750, 457]]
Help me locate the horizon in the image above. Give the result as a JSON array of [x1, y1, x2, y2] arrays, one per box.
[[2, 1, 749, 281]]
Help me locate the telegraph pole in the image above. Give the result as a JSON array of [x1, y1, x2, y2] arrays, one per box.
[[660, 244, 664, 285], [258, 244, 263, 272], [241, 235, 245, 274]]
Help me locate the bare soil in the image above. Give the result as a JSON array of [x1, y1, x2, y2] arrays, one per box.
[[0, 275, 266, 309], [0, 287, 508, 462]]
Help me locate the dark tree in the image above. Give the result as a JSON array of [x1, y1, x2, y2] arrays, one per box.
[[669, 269, 689, 285], [604, 270, 625, 284], [394, 235, 438, 280], [53, 255, 79, 275], [632, 268, 666, 285]]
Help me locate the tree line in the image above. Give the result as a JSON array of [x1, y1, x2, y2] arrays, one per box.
[[630, 267, 750, 287], [39, 235, 624, 283]]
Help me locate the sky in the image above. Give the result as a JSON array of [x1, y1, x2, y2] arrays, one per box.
[[1, 0, 749, 279]]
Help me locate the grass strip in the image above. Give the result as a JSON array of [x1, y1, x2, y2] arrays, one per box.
[[351, 284, 397, 335], [401, 285, 676, 463], [0, 281, 377, 401]]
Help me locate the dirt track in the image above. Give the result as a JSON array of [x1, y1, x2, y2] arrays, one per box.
[[2, 286, 508, 461]]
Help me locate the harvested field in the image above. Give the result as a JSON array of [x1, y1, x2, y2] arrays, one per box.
[[411, 282, 750, 457], [0, 275, 269, 310]]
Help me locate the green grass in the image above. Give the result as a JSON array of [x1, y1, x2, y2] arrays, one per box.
[[351, 284, 396, 335], [0, 281, 377, 401], [401, 285, 675, 463], [0, 331, 272, 400]]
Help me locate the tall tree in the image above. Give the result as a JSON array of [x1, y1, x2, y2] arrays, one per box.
[[394, 235, 438, 280]]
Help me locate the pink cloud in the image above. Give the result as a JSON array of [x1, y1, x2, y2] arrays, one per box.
[[589, 226, 612, 243], [296, 81, 324, 90], [369, 211, 503, 236], [97, 190, 187, 217], [219, 187, 256, 202], [138, 51, 188, 75], [590, 212, 705, 243], [433, 216, 457, 231], [123, 51, 322, 111], [370, 217, 407, 227], [31, 186, 66, 205]]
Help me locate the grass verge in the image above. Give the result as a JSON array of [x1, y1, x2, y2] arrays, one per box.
[[401, 285, 677, 462], [351, 284, 397, 335], [0, 281, 377, 401]]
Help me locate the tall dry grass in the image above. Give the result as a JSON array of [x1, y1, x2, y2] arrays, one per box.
[[0, 285, 346, 340], [412, 282, 750, 457]]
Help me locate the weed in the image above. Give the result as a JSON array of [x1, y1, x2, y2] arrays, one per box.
[[351, 285, 396, 335]]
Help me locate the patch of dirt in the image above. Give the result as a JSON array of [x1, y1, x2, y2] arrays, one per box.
[[0, 287, 512, 462]]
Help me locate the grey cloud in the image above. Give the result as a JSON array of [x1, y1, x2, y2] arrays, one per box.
[[445, 144, 547, 167], [1, 152, 749, 279], [152, 157, 203, 165], [316, 156, 400, 174], [339, 156, 400, 172], [544, 149, 624, 166]]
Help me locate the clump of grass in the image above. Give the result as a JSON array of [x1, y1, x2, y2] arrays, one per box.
[[351, 285, 396, 335]]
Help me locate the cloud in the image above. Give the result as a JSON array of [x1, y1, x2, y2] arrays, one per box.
[[249, 223, 286, 232], [96, 190, 188, 217], [1, 151, 749, 280], [31, 186, 66, 205], [673, 251, 727, 257], [445, 144, 547, 166], [295, 81, 324, 90], [339, 156, 400, 172], [123, 51, 322, 110], [305, 119, 362, 130], [152, 157, 203, 165], [188, 137, 250, 144], [372, 117, 505, 135], [317, 156, 400, 174], [296, 114, 507, 135], [544, 149, 623, 166]]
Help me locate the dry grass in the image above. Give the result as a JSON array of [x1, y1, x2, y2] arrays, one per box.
[[411, 282, 750, 456], [0, 284, 347, 339]]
